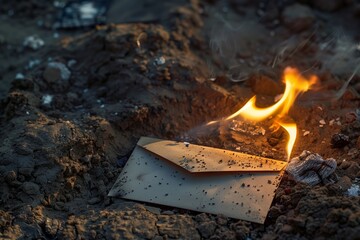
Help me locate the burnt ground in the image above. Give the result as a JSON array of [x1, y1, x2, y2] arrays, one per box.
[[1, 0, 360, 239]]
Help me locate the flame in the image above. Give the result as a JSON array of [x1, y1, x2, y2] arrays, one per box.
[[209, 67, 317, 160]]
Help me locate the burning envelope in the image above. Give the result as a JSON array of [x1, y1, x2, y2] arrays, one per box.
[[109, 137, 287, 224]]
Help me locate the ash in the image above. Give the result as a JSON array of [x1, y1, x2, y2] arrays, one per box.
[[286, 150, 337, 186]]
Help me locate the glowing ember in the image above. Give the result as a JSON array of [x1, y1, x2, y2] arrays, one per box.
[[209, 67, 318, 160]]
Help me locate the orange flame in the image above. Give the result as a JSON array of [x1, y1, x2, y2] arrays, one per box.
[[209, 67, 317, 160]]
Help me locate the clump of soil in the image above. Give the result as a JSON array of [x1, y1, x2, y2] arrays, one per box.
[[1, 0, 360, 239]]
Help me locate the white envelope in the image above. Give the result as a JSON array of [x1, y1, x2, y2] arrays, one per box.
[[108, 137, 286, 224]]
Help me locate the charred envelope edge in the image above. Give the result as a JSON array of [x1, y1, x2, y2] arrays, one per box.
[[109, 137, 287, 224]]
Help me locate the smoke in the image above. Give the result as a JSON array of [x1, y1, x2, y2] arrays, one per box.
[[318, 33, 360, 76], [208, 14, 268, 81]]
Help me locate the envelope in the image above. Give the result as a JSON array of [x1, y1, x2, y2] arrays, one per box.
[[108, 137, 286, 224]]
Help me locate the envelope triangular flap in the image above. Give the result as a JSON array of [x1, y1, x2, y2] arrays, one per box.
[[138, 137, 286, 173]]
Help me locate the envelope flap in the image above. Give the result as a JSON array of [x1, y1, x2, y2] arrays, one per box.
[[138, 137, 286, 173]]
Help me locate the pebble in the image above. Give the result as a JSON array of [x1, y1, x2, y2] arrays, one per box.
[[23, 35, 45, 50], [331, 133, 350, 148], [42, 94, 53, 105], [43, 62, 71, 82], [281, 4, 315, 32]]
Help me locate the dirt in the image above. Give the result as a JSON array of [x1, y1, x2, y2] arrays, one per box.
[[1, 0, 360, 239]]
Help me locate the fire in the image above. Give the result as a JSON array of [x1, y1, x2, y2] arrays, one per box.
[[209, 67, 317, 160]]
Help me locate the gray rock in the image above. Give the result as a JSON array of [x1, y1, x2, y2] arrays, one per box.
[[22, 182, 40, 195], [195, 212, 210, 222], [282, 4, 315, 32], [43, 62, 71, 82], [198, 221, 217, 238]]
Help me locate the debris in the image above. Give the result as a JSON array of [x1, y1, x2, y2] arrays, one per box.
[[23, 35, 45, 50], [331, 133, 350, 148], [319, 119, 326, 125], [43, 62, 71, 82], [281, 4, 315, 32], [303, 131, 310, 136], [286, 150, 337, 185]]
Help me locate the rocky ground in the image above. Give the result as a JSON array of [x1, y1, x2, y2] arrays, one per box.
[[1, 0, 360, 239]]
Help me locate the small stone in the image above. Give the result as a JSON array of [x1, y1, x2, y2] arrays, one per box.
[[42, 94, 53, 105], [22, 182, 40, 195], [303, 131, 310, 136], [154, 56, 166, 65], [23, 35, 45, 50], [331, 133, 350, 148], [197, 221, 217, 238], [195, 213, 210, 222], [282, 4, 315, 32], [340, 160, 351, 169], [334, 176, 352, 191], [43, 62, 71, 82], [319, 119, 326, 125], [313, 0, 343, 12], [216, 215, 228, 226]]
